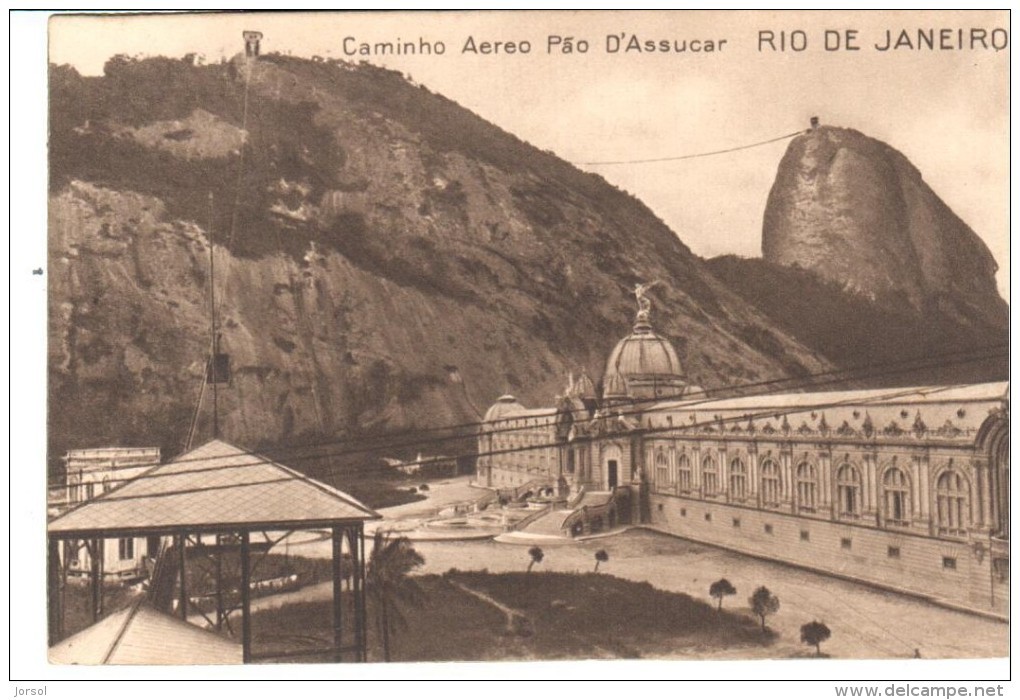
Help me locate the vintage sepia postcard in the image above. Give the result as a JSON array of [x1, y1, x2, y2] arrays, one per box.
[[15, 8, 1012, 684]]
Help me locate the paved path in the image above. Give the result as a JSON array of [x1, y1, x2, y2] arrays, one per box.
[[375, 476, 490, 521], [447, 579, 524, 634]]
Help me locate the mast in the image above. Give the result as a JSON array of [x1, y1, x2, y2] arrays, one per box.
[[208, 192, 220, 439]]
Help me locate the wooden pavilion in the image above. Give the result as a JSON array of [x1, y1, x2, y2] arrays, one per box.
[[47, 439, 380, 663]]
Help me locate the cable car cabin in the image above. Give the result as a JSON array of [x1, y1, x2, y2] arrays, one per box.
[[243, 30, 263, 57], [207, 353, 231, 386]]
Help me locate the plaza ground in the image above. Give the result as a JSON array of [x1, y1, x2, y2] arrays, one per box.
[[284, 475, 1008, 660]]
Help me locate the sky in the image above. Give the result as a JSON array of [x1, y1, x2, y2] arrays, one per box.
[[49, 10, 1011, 299], [49, 11, 1011, 297]]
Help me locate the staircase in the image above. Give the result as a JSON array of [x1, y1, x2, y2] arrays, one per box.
[[561, 488, 630, 537], [146, 540, 179, 613], [516, 491, 617, 538], [520, 509, 574, 537]]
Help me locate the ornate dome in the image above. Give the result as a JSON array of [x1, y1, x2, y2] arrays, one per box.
[[603, 283, 687, 401], [605, 325, 683, 379]]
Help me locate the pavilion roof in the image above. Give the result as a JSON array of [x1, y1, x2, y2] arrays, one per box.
[[49, 601, 241, 664], [48, 439, 380, 537]]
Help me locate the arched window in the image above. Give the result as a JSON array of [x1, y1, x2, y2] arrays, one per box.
[[655, 451, 669, 489], [702, 456, 718, 497], [760, 459, 781, 507], [729, 458, 747, 500], [883, 467, 911, 527], [936, 470, 970, 536], [678, 454, 692, 493], [993, 439, 1009, 539], [836, 463, 862, 519], [796, 461, 817, 512]]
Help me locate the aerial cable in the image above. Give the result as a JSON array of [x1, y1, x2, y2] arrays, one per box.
[[71, 343, 1009, 483], [164, 340, 1009, 468], [53, 381, 987, 508], [51, 346, 1008, 493], [575, 129, 805, 166], [187, 54, 255, 448]]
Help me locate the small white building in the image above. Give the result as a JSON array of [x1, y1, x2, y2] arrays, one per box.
[[58, 447, 162, 581]]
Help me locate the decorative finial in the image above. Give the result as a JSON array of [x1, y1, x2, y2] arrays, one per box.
[[633, 280, 661, 329]]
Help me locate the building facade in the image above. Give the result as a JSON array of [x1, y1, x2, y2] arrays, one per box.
[[59, 447, 162, 580], [478, 289, 1009, 614]]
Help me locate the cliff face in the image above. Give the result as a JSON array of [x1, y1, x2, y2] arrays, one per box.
[[762, 126, 1006, 328], [49, 55, 830, 467]]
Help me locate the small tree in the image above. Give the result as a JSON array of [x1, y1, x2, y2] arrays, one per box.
[[527, 546, 544, 573], [800, 620, 831, 656], [749, 585, 780, 632], [594, 549, 609, 572], [709, 578, 736, 610]]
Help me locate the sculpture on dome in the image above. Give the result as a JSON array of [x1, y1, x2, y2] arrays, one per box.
[[633, 280, 661, 324]]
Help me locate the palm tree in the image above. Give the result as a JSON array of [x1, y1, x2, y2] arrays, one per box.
[[709, 578, 736, 610], [594, 549, 609, 572], [366, 531, 426, 662], [527, 546, 544, 572]]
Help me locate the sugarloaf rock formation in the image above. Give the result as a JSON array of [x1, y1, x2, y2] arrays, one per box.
[[762, 126, 1006, 329]]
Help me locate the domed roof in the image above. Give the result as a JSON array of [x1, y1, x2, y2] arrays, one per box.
[[602, 299, 687, 401], [605, 325, 683, 381], [565, 371, 597, 400], [483, 394, 526, 422]]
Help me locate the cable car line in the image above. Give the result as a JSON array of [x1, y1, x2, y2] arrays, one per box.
[[50, 345, 1007, 493], [574, 129, 805, 166]]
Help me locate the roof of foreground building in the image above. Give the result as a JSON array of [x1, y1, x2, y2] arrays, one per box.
[[48, 439, 381, 537], [49, 601, 242, 665]]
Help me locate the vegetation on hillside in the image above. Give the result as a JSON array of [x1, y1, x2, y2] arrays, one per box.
[[707, 256, 1007, 385]]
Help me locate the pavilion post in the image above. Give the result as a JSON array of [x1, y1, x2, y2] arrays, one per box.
[[331, 526, 344, 662], [89, 538, 104, 622], [60, 542, 71, 642], [47, 537, 62, 646], [240, 531, 252, 664], [215, 534, 224, 630], [358, 524, 367, 662], [176, 533, 187, 620], [347, 526, 362, 662]]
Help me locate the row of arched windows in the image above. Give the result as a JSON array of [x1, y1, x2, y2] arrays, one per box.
[[651, 450, 973, 535]]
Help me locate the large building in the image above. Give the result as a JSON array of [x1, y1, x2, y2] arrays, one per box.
[[477, 287, 1009, 614]]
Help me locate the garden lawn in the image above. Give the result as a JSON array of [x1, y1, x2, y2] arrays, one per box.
[[249, 570, 770, 663]]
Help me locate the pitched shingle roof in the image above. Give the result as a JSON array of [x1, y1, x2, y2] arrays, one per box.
[[48, 439, 380, 536], [49, 601, 241, 665]]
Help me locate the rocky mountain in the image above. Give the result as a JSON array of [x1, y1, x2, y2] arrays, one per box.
[[48, 54, 832, 474], [712, 125, 1007, 389], [762, 125, 1007, 330]]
